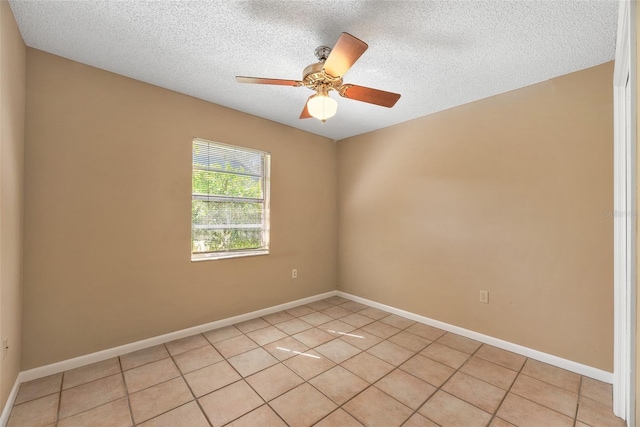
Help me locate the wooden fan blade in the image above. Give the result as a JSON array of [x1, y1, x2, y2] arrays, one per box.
[[236, 76, 303, 86], [340, 85, 401, 108], [300, 96, 313, 119], [323, 33, 368, 78]]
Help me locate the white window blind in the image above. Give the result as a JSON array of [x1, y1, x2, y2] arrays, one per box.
[[191, 139, 270, 260]]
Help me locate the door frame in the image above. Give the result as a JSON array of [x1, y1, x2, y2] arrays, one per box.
[[613, 0, 636, 423]]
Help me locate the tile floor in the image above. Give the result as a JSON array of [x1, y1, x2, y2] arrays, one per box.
[[7, 296, 625, 427]]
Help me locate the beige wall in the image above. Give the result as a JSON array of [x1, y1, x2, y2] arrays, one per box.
[[0, 0, 25, 406], [338, 62, 614, 371], [22, 49, 337, 369]]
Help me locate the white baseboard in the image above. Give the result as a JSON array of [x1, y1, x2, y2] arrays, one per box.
[[0, 372, 23, 427], [3, 288, 614, 427], [337, 291, 614, 384], [19, 290, 337, 383]]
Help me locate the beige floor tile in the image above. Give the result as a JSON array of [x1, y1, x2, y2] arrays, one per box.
[[274, 318, 314, 335], [340, 301, 370, 312], [62, 358, 121, 390], [341, 313, 376, 328], [405, 323, 446, 341], [520, 359, 580, 393], [340, 329, 384, 350], [400, 354, 454, 387], [123, 357, 180, 393], [284, 349, 336, 380], [300, 311, 334, 326], [575, 422, 590, 427], [402, 413, 439, 427], [367, 341, 414, 366], [315, 408, 364, 427], [228, 347, 278, 377], [475, 345, 526, 371], [379, 314, 416, 330], [320, 319, 357, 336], [235, 317, 270, 333], [165, 334, 209, 356], [309, 366, 368, 405], [129, 377, 193, 424], [419, 390, 492, 427], [120, 345, 169, 371], [342, 352, 395, 383], [246, 325, 288, 346], [314, 339, 361, 363], [286, 305, 316, 317], [214, 334, 259, 358], [15, 373, 62, 405], [263, 336, 309, 361], [435, 333, 482, 355], [262, 311, 295, 325], [199, 380, 263, 426], [375, 368, 436, 410], [246, 363, 304, 401], [497, 393, 574, 427], [322, 305, 353, 319], [59, 373, 126, 419], [388, 331, 432, 352], [57, 397, 132, 427], [137, 401, 209, 427], [343, 386, 413, 427], [306, 300, 334, 311], [359, 307, 391, 320], [7, 394, 58, 427], [489, 418, 516, 427], [270, 383, 337, 426], [361, 321, 401, 339], [577, 396, 626, 427], [173, 344, 223, 374], [581, 376, 613, 408], [226, 404, 287, 427], [183, 360, 241, 397], [511, 374, 577, 417], [460, 357, 518, 390], [293, 328, 335, 347], [203, 325, 242, 344], [325, 296, 350, 305], [421, 342, 470, 369], [442, 371, 506, 414]]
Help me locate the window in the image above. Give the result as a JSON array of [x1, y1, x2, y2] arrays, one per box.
[[191, 138, 270, 260]]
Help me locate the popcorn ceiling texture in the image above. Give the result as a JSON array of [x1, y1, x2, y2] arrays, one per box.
[[9, 0, 617, 140]]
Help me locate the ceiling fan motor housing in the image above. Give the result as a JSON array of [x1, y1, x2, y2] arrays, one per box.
[[303, 48, 343, 92]]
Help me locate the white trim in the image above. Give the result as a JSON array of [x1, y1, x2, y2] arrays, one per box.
[[0, 373, 23, 427], [337, 292, 614, 383], [4, 289, 620, 425], [613, 0, 637, 422], [19, 291, 337, 382]]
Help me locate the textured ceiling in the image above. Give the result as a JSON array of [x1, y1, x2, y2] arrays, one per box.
[[9, 0, 618, 140]]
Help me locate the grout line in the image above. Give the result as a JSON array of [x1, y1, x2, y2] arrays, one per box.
[[399, 337, 487, 426], [169, 344, 215, 427], [12, 297, 614, 427], [116, 355, 135, 427], [55, 370, 64, 424], [573, 375, 583, 427]]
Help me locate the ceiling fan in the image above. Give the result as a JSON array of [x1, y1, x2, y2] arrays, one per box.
[[236, 33, 401, 122]]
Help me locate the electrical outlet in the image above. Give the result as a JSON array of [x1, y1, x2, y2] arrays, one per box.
[[2, 338, 8, 360], [292, 269, 298, 279], [479, 290, 489, 304]]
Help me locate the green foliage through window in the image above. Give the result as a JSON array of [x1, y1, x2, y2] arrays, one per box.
[[191, 140, 269, 257]]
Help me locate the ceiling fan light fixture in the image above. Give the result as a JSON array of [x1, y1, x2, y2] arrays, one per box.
[[307, 92, 337, 122]]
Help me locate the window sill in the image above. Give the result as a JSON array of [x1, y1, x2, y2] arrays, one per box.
[[191, 250, 269, 262]]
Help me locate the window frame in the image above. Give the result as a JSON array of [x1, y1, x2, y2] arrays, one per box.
[[191, 138, 271, 261]]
